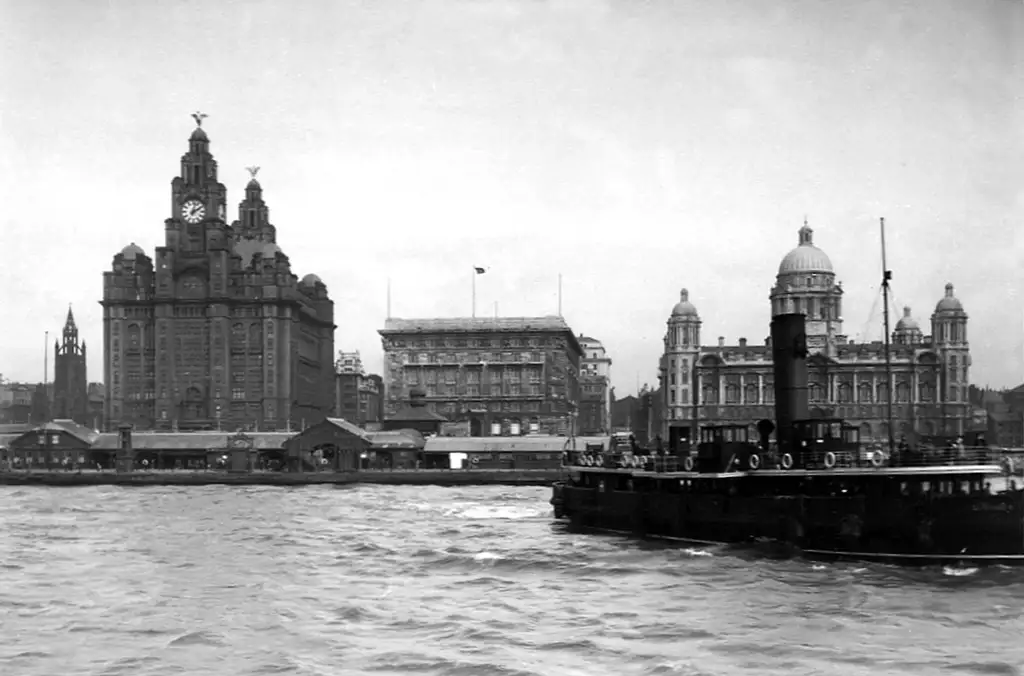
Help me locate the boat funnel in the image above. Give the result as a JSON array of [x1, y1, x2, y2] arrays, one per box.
[[770, 313, 809, 452]]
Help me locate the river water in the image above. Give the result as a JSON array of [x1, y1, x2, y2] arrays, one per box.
[[0, 485, 1021, 676]]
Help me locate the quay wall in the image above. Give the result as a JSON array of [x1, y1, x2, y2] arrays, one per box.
[[0, 469, 565, 488]]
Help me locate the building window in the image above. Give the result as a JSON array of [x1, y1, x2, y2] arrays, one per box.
[[858, 382, 872, 403], [670, 389, 676, 404], [724, 384, 740, 404], [836, 383, 852, 403], [232, 388, 245, 400], [744, 383, 758, 404]]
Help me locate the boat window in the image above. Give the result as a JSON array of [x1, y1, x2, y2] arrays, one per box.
[[723, 428, 733, 442], [736, 427, 747, 442], [830, 423, 842, 439]]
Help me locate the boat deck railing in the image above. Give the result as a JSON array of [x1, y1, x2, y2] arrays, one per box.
[[565, 446, 1020, 474]]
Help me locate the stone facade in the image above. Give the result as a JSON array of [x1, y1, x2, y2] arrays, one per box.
[[578, 335, 611, 435], [52, 307, 89, 425], [100, 118, 335, 432], [378, 316, 583, 436], [660, 223, 972, 446]]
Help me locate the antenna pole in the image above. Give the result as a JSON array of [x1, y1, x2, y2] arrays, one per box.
[[386, 278, 392, 319], [558, 273, 563, 317], [880, 217, 895, 455], [471, 268, 476, 318]]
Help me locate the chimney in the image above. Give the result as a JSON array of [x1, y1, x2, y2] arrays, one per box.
[[739, 337, 747, 347], [718, 337, 725, 348]]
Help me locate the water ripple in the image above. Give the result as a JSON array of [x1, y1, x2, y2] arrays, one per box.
[[0, 484, 1022, 675]]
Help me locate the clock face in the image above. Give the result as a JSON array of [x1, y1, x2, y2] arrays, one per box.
[[181, 200, 205, 224]]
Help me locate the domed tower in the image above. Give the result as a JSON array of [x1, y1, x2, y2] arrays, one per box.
[[893, 307, 924, 345], [661, 288, 701, 428], [931, 283, 970, 430], [770, 222, 845, 353]]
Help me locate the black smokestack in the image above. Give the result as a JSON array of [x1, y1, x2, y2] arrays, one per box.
[[771, 314, 809, 450]]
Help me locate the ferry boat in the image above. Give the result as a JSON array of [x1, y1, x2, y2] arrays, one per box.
[[551, 309, 1023, 565]]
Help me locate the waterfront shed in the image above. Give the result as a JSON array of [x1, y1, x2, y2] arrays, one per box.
[[6, 420, 100, 468], [283, 417, 369, 471]]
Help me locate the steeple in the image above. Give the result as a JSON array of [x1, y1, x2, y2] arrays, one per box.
[[62, 304, 79, 348], [235, 165, 276, 243]]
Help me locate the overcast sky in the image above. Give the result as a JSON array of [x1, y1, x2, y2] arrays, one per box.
[[1, 0, 1021, 393]]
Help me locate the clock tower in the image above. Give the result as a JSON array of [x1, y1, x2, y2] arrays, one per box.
[[101, 114, 336, 433]]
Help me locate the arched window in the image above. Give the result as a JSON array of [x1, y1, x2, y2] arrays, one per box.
[[761, 384, 774, 404], [724, 384, 740, 404], [231, 323, 245, 342], [836, 383, 852, 403], [701, 385, 718, 405], [858, 382, 872, 403], [895, 382, 910, 403], [918, 382, 934, 402], [876, 382, 889, 403], [744, 383, 758, 404], [808, 383, 825, 403], [248, 323, 261, 346]]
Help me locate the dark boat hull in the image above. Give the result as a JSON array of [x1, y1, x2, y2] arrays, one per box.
[[554, 483, 1024, 565]]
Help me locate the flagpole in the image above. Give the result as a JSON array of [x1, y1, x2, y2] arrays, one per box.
[[386, 277, 392, 319], [471, 268, 476, 318], [557, 273, 562, 317]]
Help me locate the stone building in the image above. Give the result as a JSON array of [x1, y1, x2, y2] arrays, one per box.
[[52, 307, 89, 425], [378, 316, 583, 436], [334, 350, 384, 426], [659, 223, 971, 448], [100, 117, 335, 432], [578, 335, 612, 435]]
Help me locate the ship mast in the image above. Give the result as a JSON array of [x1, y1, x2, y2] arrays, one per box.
[[880, 217, 895, 454]]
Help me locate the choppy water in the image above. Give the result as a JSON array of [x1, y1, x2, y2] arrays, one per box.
[[0, 485, 1022, 676]]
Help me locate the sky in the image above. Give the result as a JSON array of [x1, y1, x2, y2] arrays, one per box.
[[1, 0, 1022, 393]]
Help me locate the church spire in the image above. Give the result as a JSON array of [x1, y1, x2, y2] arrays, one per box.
[[64, 304, 76, 332]]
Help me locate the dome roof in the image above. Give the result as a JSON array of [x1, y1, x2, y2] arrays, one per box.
[[778, 224, 833, 275], [121, 242, 145, 260], [934, 283, 964, 313], [671, 289, 699, 318], [190, 127, 208, 142], [895, 306, 920, 331], [300, 273, 323, 286]]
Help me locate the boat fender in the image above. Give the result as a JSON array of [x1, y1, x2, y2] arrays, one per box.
[[561, 452, 569, 465], [683, 456, 695, 472], [870, 451, 884, 468], [1001, 456, 1014, 475], [748, 453, 761, 470], [594, 454, 604, 468], [781, 453, 794, 470], [583, 455, 593, 467], [824, 451, 837, 469], [471, 456, 479, 467], [632, 456, 642, 468]]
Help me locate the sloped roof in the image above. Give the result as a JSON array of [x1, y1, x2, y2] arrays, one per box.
[[367, 429, 424, 450], [0, 423, 33, 435], [323, 417, 370, 441], [423, 435, 610, 453], [0, 433, 20, 450], [389, 405, 448, 422], [49, 419, 102, 445], [90, 431, 294, 451]]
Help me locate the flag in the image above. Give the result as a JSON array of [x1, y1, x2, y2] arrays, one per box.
[[474, 267, 486, 274]]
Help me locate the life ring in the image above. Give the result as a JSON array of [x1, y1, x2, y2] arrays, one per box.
[[824, 451, 837, 469], [1001, 456, 1014, 475], [470, 456, 479, 467], [781, 453, 794, 470], [870, 451, 884, 468], [683, 456, 695, 472], [748, 454, 761, 470]]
